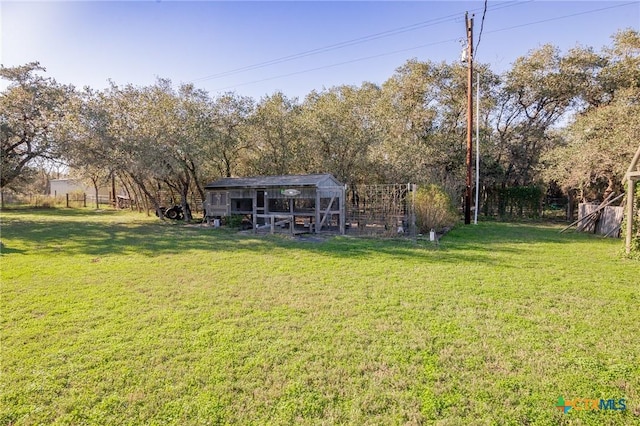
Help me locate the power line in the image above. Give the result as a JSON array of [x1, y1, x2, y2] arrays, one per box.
[[191, 17, 458, 83], [191, 1, 529, 83], [475, 0, 488, 57], [191, 15, 455, 82], [212, 38, 460, 92], [484, 1, 637, 36], [210, 1, 636, 92]]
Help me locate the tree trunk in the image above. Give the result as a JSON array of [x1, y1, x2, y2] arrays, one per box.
[[92, 177, 100, 209], [181, 192, 193, 222], [111, 174, 117, 209], [180, 179, 193, 222], [567, 189, 575, 222], [130, 173, 163, 218], [188, 159, 206, 202]]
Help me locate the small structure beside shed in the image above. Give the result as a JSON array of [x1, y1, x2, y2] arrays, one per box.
[[204, 174, 346, 235], [577, 202, 624, 237]]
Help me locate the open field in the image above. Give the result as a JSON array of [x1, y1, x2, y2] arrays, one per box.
[[1, 208, 638, 425]]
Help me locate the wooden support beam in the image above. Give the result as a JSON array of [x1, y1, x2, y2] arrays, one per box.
[[626, 171, 640, 180], [252, 190, 258, 233], [340, 186, 346, 235], [255, 214, 293, 232], [624, 144, 640, 254], [315, 191, 321, 235], [626, 178, 635, 254], [318, 196, 336, 231]]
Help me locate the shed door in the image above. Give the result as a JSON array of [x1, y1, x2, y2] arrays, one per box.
[[257, 191, 265, 209]]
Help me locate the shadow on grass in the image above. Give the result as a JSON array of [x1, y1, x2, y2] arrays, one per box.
[[0, 244, 26, 255], [1, 206, 124, 217], [0, 210, 591, 263]]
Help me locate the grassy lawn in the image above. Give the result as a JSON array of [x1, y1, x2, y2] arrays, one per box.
[[1, 208, 638, 425]]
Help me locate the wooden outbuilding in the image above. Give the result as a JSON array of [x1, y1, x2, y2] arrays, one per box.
[[204, 174, 346, 234]]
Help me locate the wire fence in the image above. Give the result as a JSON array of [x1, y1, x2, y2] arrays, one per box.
[[0, 192, 109, 209], [346, 183, 416, 238], [1, 191, 205, 216]]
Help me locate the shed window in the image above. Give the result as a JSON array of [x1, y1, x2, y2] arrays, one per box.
[[209, 191, 227, 206], [269, 199, 289, 212], [231, 198, 252, 212], [294, 198, 315, 212]]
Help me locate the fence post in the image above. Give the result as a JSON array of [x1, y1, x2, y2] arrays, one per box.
[[83, 193, 87, 208], [66, 193, 70, 208]]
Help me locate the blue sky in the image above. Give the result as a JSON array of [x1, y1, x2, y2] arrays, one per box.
[[1, 1, 639, 101]]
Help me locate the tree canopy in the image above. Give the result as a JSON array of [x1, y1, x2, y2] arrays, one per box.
[[1, 62, 74, 189], [2, 30, 638, 224]]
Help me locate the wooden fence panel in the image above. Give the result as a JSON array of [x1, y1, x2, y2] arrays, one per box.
[[577, 203, 624, 237]]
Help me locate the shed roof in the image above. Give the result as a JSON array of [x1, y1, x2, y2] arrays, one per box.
[[205, 174, 342, 189]]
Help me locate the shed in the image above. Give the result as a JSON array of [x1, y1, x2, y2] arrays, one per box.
[[204, 174, 346, 234], [49, 178, 84, 196]]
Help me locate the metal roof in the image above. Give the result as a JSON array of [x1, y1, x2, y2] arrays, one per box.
[[205, 174, 342, 189]]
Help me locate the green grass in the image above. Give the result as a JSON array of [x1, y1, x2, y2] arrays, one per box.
[[1, 208, 638, 425]]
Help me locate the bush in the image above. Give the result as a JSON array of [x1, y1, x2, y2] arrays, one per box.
[[414, 184, 458, 234], [224, 214, 246, 229]]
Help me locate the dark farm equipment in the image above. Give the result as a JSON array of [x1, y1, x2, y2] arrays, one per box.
[[156, 204, 184, 220]]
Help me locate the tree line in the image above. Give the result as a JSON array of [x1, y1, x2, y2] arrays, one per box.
[[1, 29, 638, 220]]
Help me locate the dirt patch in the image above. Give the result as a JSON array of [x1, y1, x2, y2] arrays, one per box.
[[293, 235, 328, 243]]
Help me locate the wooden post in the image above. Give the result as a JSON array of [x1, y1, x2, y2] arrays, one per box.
[[252, 190, 257, 233], [84, 193, 87, 208], [290, 215, 294, 236], [315, 190, 321, 234], [626, 178, 635, 254], [289, 197, 295, 234], [340, 186, 346, 235], [624, 144, 640, 254], [464, 12, 474, 225], [66, 193, 70, 208]]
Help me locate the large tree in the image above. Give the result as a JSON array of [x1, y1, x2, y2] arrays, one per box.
[[544, 29, 640, 199], [60, 87, 118, 209], [1, 62, 74, 189], [245, 92, 302, 176], [372, 59, 497, 204], [204, 92, 254, 178], [143, 80, 212, 221], [298, 83, 381, 185], [373, 59, 440, 184], [489, 45, 581, 190]]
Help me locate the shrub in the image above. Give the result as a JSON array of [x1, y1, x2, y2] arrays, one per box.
[[414, 184, 458, 234], [224, 214, 246, 229]]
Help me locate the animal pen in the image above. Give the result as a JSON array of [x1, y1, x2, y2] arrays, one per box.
[[346, 183, 416, 237], [204, 174, 417, 237], [204, 174, 346, 235]]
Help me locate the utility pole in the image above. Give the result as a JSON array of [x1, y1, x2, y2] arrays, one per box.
[[474, 72, 480, 225], [464, 12, 474, 225]]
